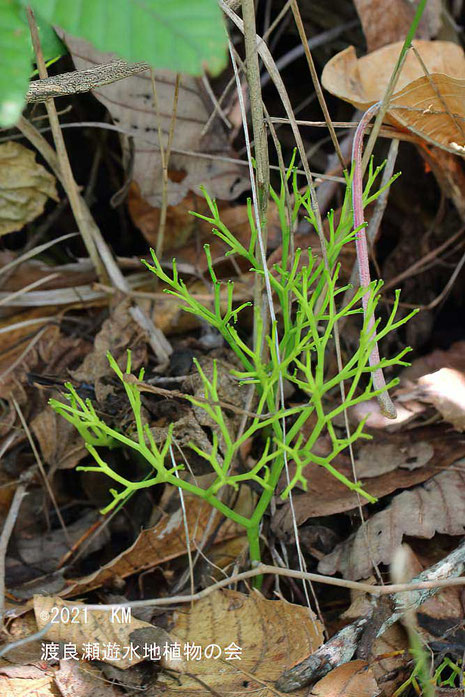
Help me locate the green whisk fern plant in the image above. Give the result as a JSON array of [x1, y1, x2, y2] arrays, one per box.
[[50, 161, 416, 566]]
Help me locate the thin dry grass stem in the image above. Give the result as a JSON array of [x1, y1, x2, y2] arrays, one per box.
[[241, 0, 270, 237], [16, 119, 171, 360], [0, 471, 32, 624], [12, 398, 71, 547], [170, 446, 195, 602], [422, 248, 465, 311], [362, 0, 428, 171], [263, 0, 293, 41], [0, 233, 78, 279], [201, 74, 231, 128], [0, 273, 59, 309], [150, 72, 181, 259], [11, 118, 346, 181], [241, 0, 270, 363], [220, 2, 329, 261], [229, 35, 324, 635], [26, 8, 105, 282], [201, 74, 236, 136], [24, 16, 172, 362], [289, 0, 344, 168]]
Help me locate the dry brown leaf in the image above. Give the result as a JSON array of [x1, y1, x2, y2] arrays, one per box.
[[54, 660, 120, 697], [10, 510, 108, 590], [354, 440, 433, 478], [417, 368, 465, 431], [158, 588, 323, 697], [322, 40, 465, 110], [310, 660, 379, 697], [61, 34, 248, 208], [129, 185, 283, 262], [318, 467, 465, 579], [272, 426, 465, 535], [0, 323, 90, 402], [34, 596, 154, 669], [0, 675, 60, 697], [63, 492, 254, 597], [70, 297, 147, 402], [0, 142, 58, 237], [322, 40, 465, 156], [401, 340, 465, 382], [354, 0, 441, 52], [31, 408, 88, 472]]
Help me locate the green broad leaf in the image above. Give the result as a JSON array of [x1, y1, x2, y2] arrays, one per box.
[[0, 0, 32, 126], [29, 0, 227, 75], [30, 14, 66, 63]]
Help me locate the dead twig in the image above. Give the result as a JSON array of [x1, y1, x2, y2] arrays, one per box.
[[26, 8, 105, 282], [77, 539, 465, 613], [25, 60, 150, 104]]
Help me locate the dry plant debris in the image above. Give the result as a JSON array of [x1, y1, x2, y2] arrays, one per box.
[[0, 142, 58, 236], [3, 2, 465, 696], [322, 39, 465, 154]]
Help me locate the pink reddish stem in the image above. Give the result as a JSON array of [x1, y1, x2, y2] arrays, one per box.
[[352, 103, 396, 419]]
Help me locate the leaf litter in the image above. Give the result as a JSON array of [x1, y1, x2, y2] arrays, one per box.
[[4, 3, 465, 697]]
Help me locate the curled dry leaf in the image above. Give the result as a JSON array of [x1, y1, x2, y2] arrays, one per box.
[[61, 34, 249, 208], [158, 589, 323, 697], [318, 467, 465, 579], [310, 659, 379, 697], [0, 142, 58, 236], [322, 40, 465, 155]]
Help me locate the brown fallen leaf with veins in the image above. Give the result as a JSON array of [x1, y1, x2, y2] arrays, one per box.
[[158, 589, 323, 697], [322, 40, 465, 156], [318, 466, 465, 579]]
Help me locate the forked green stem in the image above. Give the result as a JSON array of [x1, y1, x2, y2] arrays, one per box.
[[51, 163, 416, 572]]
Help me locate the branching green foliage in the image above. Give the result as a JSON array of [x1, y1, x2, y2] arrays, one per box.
[[50, 162, 416, 565]]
